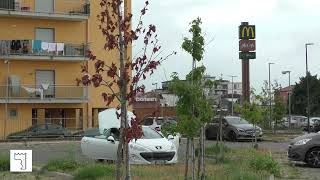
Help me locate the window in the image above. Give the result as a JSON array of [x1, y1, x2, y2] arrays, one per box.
[[141, 118, 154, 126], [9, 109, 17, 119], [35, 28, 55, 42]]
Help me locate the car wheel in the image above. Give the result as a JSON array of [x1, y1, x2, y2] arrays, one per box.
[[305, 147, 320, 168], [97, 159, 104, 163], [228, 131, 237, 141], [205, 130, 213, 140]]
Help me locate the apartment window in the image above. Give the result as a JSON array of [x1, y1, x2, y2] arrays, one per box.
[[35, 0, 54, 13], [35, 28, 55, 42], [35, 70, 55, 97], [9, 109, 18, 119]]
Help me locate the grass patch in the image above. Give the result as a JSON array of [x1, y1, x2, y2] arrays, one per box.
[[42, 158, 79, 172], [0, 154, 10, 172], [249, 150, 281, 177], [73, 164, 114, 180]]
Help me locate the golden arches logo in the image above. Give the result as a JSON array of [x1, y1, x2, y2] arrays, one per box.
[[240, 26, 255, 39]]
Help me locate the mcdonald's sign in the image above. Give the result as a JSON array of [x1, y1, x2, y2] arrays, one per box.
[[239, 25, 255, 39]]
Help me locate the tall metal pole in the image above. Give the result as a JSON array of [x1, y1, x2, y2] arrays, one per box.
[[268, 62, 274, 129], [228, 75, 237, 116], [288, 71, 291, 129], [282, 70, 291, 128], [4, 60, 10, 140], [305, 43, 313, 134]]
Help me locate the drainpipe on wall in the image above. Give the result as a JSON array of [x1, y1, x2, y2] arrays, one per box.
[[4, 59, 10, 139]]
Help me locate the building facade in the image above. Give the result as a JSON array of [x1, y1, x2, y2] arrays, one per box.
[[0, 0, 131, 139]]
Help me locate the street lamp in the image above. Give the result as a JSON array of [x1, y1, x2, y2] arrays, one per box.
[[305, 43, 314, 133], [228, 75, 237, 116], [268, 62, 275, 128], [282, 70, 291, 129]]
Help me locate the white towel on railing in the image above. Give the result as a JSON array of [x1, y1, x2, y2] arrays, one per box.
[[41, 42, 49, 51], [56, 43, 64, 51], [48, 43, 56, 52], [22, 86, 44, 99]]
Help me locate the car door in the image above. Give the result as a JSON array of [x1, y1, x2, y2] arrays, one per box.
[[206, 118, 219, 139], [82, 130, 118, 160]]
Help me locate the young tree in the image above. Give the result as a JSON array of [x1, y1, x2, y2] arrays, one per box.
[[180, 17, 206, 180], [169, 66, 213, 180], [77, 1, 175, 179], [237, 100, 263, 148], [273, 85, 287, 134]]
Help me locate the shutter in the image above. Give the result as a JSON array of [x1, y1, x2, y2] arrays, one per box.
[[35, 28, 54, 42], [36, 70, 55, 97], [35, 0, 54, 13]]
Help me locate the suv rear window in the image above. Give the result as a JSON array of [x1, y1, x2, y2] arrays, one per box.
[[141, 118, 154, 126]]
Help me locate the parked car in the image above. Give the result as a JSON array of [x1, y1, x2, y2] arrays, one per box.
[[302, 117, 320, 131], [313, 121, 320, 132], [141, 116, 181, 149], [140, 116, 177, 132], [7, 123, 71, 139], [81, 109, 178, 164], [72, 128, 100, 137], [205, 116, 263, 141], [288, 132, 320, 168]]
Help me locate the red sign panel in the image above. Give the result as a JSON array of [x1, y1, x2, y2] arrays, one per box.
[[239, 40, 256, 52]]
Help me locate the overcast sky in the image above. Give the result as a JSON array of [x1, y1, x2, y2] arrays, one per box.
[[132, 0, 320, 92]]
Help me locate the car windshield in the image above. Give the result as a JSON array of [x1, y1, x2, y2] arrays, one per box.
[[142, 127, 163, 139], [226, 117, 249, 125]]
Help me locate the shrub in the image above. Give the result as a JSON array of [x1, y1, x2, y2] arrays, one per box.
[[0, 154, 10, 171], [73, 164, 114, 180], [42, 158, 78, 172], [249, 152, 281, 177]]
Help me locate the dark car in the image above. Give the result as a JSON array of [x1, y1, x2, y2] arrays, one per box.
[[205, 116, 263, 141], [7, 123, 71, 139], [288, 132, 320, 168], [72, 128, 100, 137], [141, 116, 177, 132]]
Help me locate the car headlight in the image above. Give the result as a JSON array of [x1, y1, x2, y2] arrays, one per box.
[[170, 143, 176, 151], [130, 144, 147, 151], [237, 128, 245, 132], [294, 138, 312, 146]]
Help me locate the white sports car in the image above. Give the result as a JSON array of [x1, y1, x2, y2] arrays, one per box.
[[81, 108, 178, 164]]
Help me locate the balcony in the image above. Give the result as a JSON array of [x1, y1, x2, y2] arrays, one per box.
[[0, 85, 88, 103], [0, 40, 89, 61], [0, 0, 90, 21]]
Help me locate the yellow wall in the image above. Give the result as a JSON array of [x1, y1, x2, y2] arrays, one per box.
[[0, 18, 86, 43], [0, 0, 132, 139]]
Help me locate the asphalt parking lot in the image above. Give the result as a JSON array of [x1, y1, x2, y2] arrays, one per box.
[[0, 139, 290, 164], [0, 139, 318, 179]]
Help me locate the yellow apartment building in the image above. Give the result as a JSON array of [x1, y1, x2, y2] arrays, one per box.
[[0, 0, 131, 139]]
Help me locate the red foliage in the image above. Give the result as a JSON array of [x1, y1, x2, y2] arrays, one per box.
[[78, 0, 175, 141]]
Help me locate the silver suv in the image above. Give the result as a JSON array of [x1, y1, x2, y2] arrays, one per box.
[[205, 116, 263, 141]]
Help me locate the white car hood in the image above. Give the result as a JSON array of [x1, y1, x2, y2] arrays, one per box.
[[98, 108, 135, 134], [130, 138, 173, 151]]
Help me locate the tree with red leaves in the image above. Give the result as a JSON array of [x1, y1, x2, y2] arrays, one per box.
[[77, 1, 175, 179]]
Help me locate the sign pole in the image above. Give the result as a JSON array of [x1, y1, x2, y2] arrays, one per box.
[[239, 22, 256, 104]]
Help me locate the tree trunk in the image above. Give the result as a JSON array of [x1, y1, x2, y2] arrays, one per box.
[[184, 138, 190, 180], [191, 138, 195, 180], [197, 133, 201, 179], [117, 2, 129, 179], [201, 125, 205, 180]]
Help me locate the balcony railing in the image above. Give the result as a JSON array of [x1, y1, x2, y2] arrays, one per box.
[[0, 85, 88, 103], [0, 40, 89, 61], [0, 0, 90, 20]]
